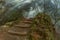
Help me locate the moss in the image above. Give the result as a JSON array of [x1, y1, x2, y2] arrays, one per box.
[[28, 13, 55, 40]]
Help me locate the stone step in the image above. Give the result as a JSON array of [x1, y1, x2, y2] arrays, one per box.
[[22, 18, 32, 21], [20, 21, 32, 24], [14, 23, 31, 28], [8, 31, 27, 36], [19, 19, 33, 24], [8, 27, 30, 35]]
